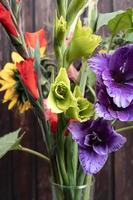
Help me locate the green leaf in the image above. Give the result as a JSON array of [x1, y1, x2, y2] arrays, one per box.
[[66, 0, 88, 27], [10, 0, 21, 19], [0, 129, 22, 159], [96, 10, 124, 31], [88, 0, 99, 31], [65, 20, 101, 67], [34, 39, 41, 69], [108, 9, 133, 35], [87, 67, 96, 88], [65, 135, 78, 185]]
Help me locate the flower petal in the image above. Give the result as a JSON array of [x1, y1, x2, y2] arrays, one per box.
[[11, 52, 24, 63], [109, 45, 129, 73], [79, 147, 108, 174], [68, 121, 92, 145], [16, 59, 39, 99], [88, 53, 110, 76], [95, 103, 114, 120], [93, 143, 108, 155], [102, 70, 133, 108], [25, 29, 47, 49], [55, 68, 70, 89], [107, 133, 126, 153], [47, 85, 62, 113]]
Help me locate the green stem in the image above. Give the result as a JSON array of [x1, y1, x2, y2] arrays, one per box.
[[18, 145, 50, 162], [79, 59, 88, 95], [107, 34, 114, 52], [116, 125, 133, 133], [111, 119, 117, 125]]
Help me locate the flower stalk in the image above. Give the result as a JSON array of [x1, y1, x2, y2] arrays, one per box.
[[116, 126, 133, 133], [17, 145, 50, 162]]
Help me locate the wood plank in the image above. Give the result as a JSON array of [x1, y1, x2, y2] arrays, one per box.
[[34, 1, 56, 199], [11, 1, 36, 199], [0, 26, 14, 200], [98, 0, 113, 13], [35, 0, 56, 55], [114, 129, 133, 200], [113, 0, 133, 10]]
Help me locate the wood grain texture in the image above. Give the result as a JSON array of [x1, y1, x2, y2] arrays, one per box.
[[114, 129, 133, 200], [0, 26, 13, 200], [112, 2, 133, 200], [35, 0, 56, 56], [98, 0, 113, 12], [113, 0, 133, 10], [12, 1, 39, 200]]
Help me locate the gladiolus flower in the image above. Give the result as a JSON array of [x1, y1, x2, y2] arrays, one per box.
[[43, 99, 58, 134], [16, 59, 39, 99], [47, 68, 77, 113], [89, 45, 133, 121], [25, 29, 47, 57], [0, 52, 31, 113], [0, 3, 18, 36], [68, 118, 126, 174]]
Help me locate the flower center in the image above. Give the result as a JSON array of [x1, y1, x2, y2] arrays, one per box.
[[84, 131, 102, 147], [55, 82, 67, 100], [111, 70, 125, 84], [111, 63, 127, 84]]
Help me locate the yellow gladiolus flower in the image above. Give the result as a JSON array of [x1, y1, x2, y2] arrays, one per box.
[[0, 52, 32, 113]]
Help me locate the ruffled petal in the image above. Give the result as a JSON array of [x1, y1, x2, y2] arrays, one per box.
[[109, 45, 130, 73], [107, 133, 126, 153], [79, 147, 108, 174], [102, 70, 133, 108], [95, 103, 114, 120], [88, 53, 110, 76]]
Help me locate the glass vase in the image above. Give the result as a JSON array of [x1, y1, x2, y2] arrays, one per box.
[[51, 179, 94, 200]]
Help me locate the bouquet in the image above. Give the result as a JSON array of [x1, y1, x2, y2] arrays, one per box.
[[0, 0, 132, 199]]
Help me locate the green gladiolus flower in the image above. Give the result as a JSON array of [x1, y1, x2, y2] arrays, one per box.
[[54, 16, 67, 46], [65, 19, 102, 67], [66, 86, 94, 121], [47, 68, 77, 113]]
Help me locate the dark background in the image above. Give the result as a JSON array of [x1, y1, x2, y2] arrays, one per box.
[[0, 0, 133, 200]]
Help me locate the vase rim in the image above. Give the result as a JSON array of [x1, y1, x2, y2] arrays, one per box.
[[50, 177, 95, 189]]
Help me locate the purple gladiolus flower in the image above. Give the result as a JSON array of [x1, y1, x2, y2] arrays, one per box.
[[68, 118, 126, 174], [88, 45, 133, 121]]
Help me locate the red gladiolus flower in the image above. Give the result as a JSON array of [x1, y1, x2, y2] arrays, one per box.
[[0, 3, 18, 36], [16, 59, 39, 99], [25, 29, 47, 57], [43, 100, 58, 134]]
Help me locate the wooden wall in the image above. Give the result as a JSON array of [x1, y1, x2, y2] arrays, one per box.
[[0, 0, 133, 200]]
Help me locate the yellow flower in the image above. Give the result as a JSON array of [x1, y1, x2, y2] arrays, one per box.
[[0, 52, 32, 113]]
